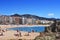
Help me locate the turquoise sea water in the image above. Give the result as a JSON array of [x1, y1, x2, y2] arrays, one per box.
[[8, 26, 45, 32]]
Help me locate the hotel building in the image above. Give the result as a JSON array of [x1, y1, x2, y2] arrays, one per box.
[[0, 15, 54, 25]]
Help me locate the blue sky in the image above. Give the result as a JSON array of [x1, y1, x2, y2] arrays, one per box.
[[0, 0, 60, 18]]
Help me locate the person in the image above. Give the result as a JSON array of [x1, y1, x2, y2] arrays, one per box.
[[0, 27, 1, 32], [17, 30, 19, 32], [2, 30, 5, 32], [19, 31, 22, 37], [0, 32, 3, 36], [32, 30, 34, 32], [39, 32, 45, 37], [14, 30, 19, 37]]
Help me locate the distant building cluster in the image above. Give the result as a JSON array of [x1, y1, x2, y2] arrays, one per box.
[[0, 15, 54, 25]]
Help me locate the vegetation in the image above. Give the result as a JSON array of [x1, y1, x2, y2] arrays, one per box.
[[11, 14, 60, 20]]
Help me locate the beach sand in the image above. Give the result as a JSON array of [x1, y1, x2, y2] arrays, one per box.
[[0, 30, 40, 40]]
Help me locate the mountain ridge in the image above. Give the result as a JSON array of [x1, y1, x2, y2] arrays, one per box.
[[10, 14, 60, 21]]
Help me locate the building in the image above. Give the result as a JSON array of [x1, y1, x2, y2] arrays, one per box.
[[22, 17, 38, 25], [0, 14, 54, 25], [0, 15, 22, 25], [10, 16, 22, 25]]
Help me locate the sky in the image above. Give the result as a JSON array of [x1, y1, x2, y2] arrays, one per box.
[[0, 0, 60, 18]]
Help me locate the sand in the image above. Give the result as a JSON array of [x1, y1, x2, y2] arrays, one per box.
[[0, 30, 40, 40]]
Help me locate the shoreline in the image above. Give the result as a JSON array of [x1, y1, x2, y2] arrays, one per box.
[[0, 25, 50, 29]]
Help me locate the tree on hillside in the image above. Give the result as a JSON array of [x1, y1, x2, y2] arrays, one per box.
[[50, 20, 57, 32]]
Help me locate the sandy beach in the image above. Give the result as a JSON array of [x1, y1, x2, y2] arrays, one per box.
[[0, 30, 40, 40]]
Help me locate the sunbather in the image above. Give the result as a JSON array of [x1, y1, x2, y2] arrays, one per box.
[[0, 32, 3, 36]]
